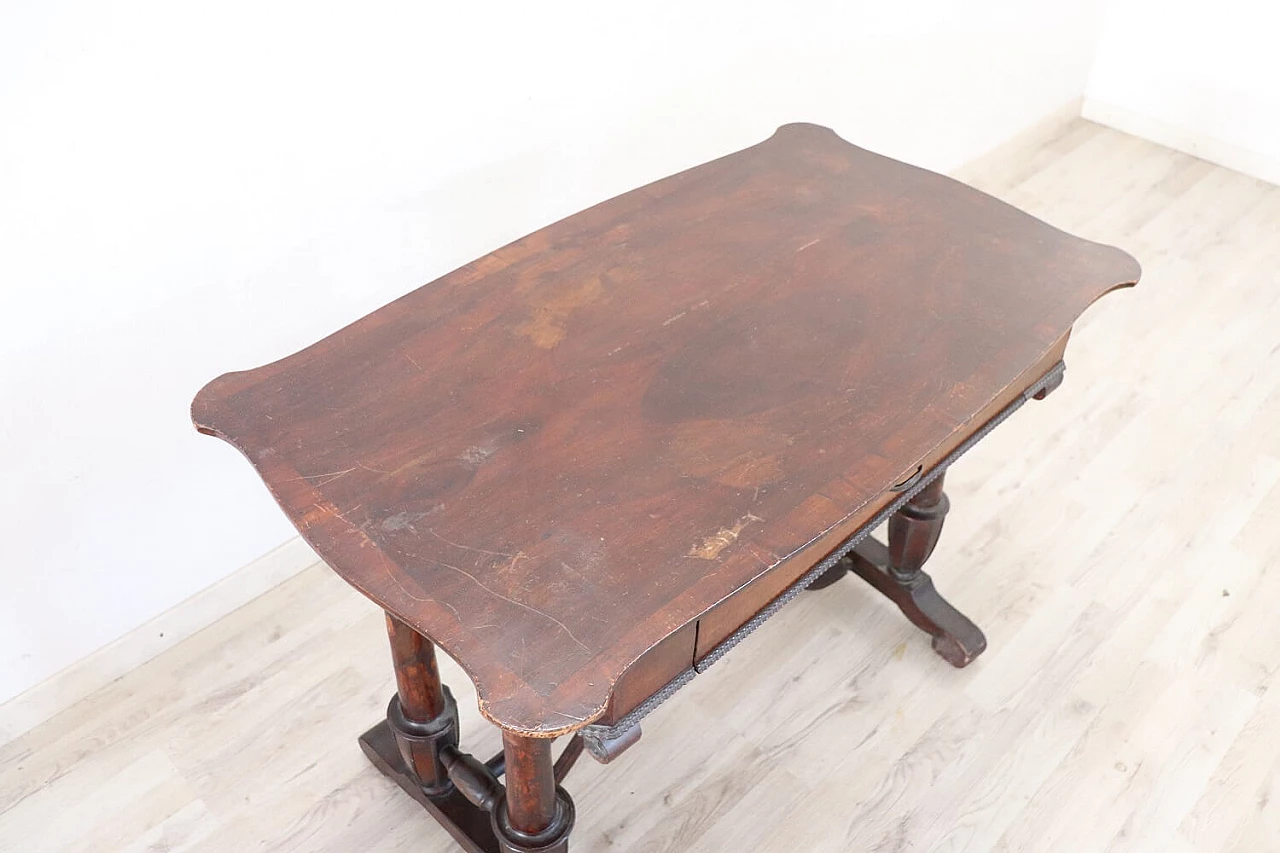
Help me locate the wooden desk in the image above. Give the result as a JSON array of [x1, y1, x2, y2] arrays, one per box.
[[192, 123, 1139, 852]]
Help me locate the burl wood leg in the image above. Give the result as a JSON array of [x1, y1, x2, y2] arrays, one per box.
[[491, 734, 575, 853], [847, 472, 988, 667]]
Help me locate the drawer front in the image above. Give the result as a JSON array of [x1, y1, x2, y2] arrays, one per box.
[[600, 620, 697, 724]]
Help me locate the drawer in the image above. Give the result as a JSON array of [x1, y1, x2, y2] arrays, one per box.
[[598, 620, 697, 725]]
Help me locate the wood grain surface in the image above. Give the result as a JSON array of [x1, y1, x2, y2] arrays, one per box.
[[191, 123, 1139, 735]]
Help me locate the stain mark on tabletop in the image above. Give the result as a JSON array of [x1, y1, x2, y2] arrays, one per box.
[[516, 276, 605, 349], [460, 444, 496, 466], [687, 514, 762, 560]]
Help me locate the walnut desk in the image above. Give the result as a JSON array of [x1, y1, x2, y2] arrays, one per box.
[[192, 124, 1139, 852]]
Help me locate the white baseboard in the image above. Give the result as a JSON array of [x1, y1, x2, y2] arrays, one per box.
[[0, 537, 320, 743], [1083, 97, 1280, 186]]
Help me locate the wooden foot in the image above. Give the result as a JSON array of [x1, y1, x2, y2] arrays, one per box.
[[847, 473, 987, 667], [360, 719, 501, 853]]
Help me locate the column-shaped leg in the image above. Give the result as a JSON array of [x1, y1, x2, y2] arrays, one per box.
[[384, 613, 459, 795], [848, 472, 987, 667], [889, 475, 949, 577], [492, 733, 575, 853]]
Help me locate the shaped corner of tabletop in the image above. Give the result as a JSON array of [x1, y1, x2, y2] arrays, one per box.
[[1085, 240, 1143, 296], [759, 119, 1142, 298], [191, 369, 254, 439], [769, 121, 843, 141]]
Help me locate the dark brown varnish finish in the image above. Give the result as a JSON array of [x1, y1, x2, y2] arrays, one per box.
[[192, 124, 1139, 747]]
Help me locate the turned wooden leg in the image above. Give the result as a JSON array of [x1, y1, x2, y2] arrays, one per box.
[[890, 475, 949, 574], [492, 733, 574, 853], [848, 472, 987, 667], [384, 613, 459, 795]]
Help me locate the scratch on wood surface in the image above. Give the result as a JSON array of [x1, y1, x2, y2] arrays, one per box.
[[381, 509, 435, 532], [548, 710, 586, 723], [404, 353, 424, 371], [687, 514, 763, 560], [425, 528, 515, 559], [797, 237, 821, 252], [662, 311, 686, 326], [287, 466, 356, 485], [307, 499, 529, 648], [374, 548, 430, 603], [421, 555, 591, 653], [314, 502, 357, 525], [307, 499, 435, 611]]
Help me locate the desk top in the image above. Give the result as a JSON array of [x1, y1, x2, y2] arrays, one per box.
[[192, 124, 1138, 736]]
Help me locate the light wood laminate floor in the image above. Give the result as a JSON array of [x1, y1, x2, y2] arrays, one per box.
[[3, 119, 1279, 852]]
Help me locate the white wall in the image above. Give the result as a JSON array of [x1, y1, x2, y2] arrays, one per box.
[[1085, 0, 1280, 184], [0, 0, 1109, 706]]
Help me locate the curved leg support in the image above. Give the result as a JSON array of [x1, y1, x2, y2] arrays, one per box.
[[848, 472, 987, 667]]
